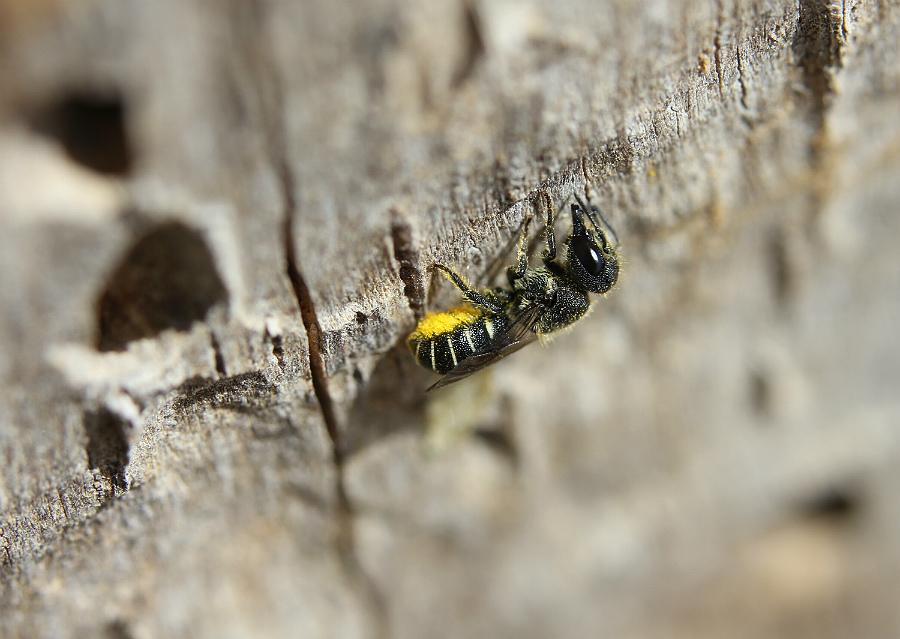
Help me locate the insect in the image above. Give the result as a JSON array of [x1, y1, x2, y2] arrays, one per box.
[[407, 192, 620, 391]]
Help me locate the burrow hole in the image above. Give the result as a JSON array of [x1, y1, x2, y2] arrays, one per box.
[[96, 222, 227, 351], [30, 90, 133, 175]]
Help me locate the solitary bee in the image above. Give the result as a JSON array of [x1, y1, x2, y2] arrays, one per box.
[[407, 192, 620, 391]]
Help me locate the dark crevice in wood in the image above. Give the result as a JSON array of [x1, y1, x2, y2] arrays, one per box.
[[225, 4, 388, 632], [210, 331, 227, 377], [473, 426, 519, 469], [451, 2, 486, 88], [83, 407, 131, 496], [96, 221, 228, 352], [794, 0, 844, 116], [103, 619, 135, 639], [766, 228, 794, 310], [390, 210, 426, 318], [736, 45, 749, 110], [472, 394, 519, 468], [267, 330, 285, 373], [29, 90, 133, 175], [748, 368, 772, 419], [792, 0, 845, 227], [280, 158, 389, 639], [174, 371, 275, 413], [281, 169, 342, 465], [799, 484, 862, 523], [713, 33, 724, 99]]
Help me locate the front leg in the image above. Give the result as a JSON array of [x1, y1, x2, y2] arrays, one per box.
[[432, 264, 504, 313], [509, 190, 560, 283], [507, 210, 534, 283], [539, 189, 557, 263], [574, 192, 619, 246]]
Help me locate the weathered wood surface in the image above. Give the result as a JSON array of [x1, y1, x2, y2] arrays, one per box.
[[1, 0, 899, 637]]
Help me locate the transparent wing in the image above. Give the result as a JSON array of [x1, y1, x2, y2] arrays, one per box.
[[425, 334, 539, 391], [501, 299, 545, 345], [426, 302, 544, 392]]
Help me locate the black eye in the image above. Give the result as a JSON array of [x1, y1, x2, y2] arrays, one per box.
[[571, 235, 604, 276]]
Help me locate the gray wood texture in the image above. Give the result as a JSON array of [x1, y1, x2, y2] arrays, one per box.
[[1, 0, 899, 637]]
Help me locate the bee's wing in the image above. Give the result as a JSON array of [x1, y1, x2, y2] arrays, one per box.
[[425, 335, 539, 391], [426, 302, 543, 392], [500, 298, 546, 345]]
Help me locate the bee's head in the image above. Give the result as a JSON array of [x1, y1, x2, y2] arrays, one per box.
[[565, 202, 619, 294]]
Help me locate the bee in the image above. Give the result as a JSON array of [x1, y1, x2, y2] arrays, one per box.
[[407, 192, 620, 391]]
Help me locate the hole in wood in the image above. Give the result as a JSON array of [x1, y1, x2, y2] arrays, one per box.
[[30, 91, 133, 175], [799, 485, 861, 523], [83, 407, 130, 493], [96, 222, 228, 351]]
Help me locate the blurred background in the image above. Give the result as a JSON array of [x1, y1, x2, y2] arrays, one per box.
[[1, 0, 899, 638]]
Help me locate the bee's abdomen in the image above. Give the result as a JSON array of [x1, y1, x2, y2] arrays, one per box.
[[408, 311, 507, 374]]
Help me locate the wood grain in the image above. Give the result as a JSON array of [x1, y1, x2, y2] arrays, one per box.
[[1, 1, 899, 637]]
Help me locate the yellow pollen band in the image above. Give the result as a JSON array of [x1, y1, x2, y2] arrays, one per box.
[[410, 305, 481, 339]]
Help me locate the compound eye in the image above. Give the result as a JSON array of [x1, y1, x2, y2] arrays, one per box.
[[571, 235, 604, 277]]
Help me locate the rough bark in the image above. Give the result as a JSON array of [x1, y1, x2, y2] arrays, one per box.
[[1, 0, 899, 637]]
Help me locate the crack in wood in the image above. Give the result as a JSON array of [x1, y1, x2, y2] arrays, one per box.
[[792, 0, 847, 223], [794, 0, 844, 115], [451, 1, 486, 88], [279, 165, 343, 463], [277, 159, 388, 638], [83, 407, 130, 496], [736, 45, 749, 110], [390, 209, 426, 318], [225, 3, 389, 630], [713, 0, 725, 101], [173, 371, 275, 413], [209, 330, 227, 377], [267, 330, 285, 374]]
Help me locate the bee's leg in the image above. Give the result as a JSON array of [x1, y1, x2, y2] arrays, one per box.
[[574, 192, 619, 246], [540, 190, 557, 262], [432, 264, 503, 313], [507, 209, 535, 283]]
